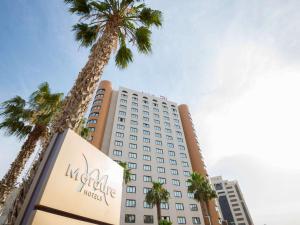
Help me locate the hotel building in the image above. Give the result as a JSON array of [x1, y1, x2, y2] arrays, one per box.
[[87, 80, 221, 225], [210, 176, 254, 225]]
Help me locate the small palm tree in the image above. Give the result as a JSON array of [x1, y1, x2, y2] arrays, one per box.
[[75, 118, 90, 139], [187, 172, 217, 224], [159, 220, 172, 225], [0, 83, 63, 205], [118, 161, 132, 185], [145, 181, 170, 225], [52, 1, 163, 134]]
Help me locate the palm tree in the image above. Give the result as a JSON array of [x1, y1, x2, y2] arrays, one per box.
[[0, 83, 63, 205], [145, 181, 170, 225], [187, 172, 217, 225], [75, 117, 90, 139], [52, 0, 162, 134], [118, 161, 132, 185]]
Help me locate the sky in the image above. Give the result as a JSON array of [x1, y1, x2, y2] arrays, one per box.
[[0, 0, 300, 224]]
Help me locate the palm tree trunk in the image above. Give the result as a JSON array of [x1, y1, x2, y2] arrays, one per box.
[[156, 201, 162, 225], [52, 22, 119, 134], [205, 201, 212, 225], [0, 125, 46, 206]]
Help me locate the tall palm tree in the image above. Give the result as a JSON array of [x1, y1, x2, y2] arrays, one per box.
[[52, 0, 162, 134], [187, 172, 217, 225], [118, 161, 132, 185], [0, 83, 63, 205], [145, 181, 170, 225]]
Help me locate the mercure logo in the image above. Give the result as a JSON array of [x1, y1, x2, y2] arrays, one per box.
[[65, 154, 116, 206]]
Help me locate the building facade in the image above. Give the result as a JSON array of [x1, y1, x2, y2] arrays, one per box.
[[210, 176, 254, 225], [87, 80, 221, 225]]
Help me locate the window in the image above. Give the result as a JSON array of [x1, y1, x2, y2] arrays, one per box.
[[143, 117, 149, 122], [171, 169, 179, 175], [130, 174, 136, 181], [166, 135, 173, 140], [160, 202, 169, 209], [130, 127, 138, 133], [168, 151, 175, 157], [97, 89, 105, 94], [128, 162, 137, 169], [190, 204, 198, 211], [177, 138, 183, 143], [192, 217, 201, 224], [116, 132, 124, 138], [143, 155, 151, 161], [158, 177, 166, 184], [144, 176, 152, 182], [144, 202, 153, 209], [143, 146, 151, 152], [120, 99, 127, 104], [174, 191, 182, 198], [131, 114, 138, 119], [129, 143, 137, 149], [183, 171, 190, 176], [143, 100, 149, 104], [93, 99, 102, 105], [121, 93, 127, 98], [179, 145, 185, 151], [143, 137, 150, 143], [165, 128, 172, 133], [125, 214, 135, 223], [143, 105, 149, 110], [180, 153, 187, 158], [176, 131, 182, 136], [233, 207, 241, 211], [143, 123, 150, 128], [129, 152, 137, 159], [87, 119, 97, 124], [154, 126, 161, 131], [155, 133, 162, 138], [88, 127, 96, 132], [131, 108, 138, 113], [132, 102, 138, 107], [156, 157, 164, 163], [113, 150, 122, 156], [153, 103, 158, 107], [143, 165, 151, 171], [175, 203, 184, 210], [115, 140, 123, 147], [144, 215, 154, 224], [172, 179, 180, 186], [130, 135, 137, 141], [155, 140, 162, 146], [119, 111, 126, 116], [118, 117, 125, 122], [127, 186, 136, 193], [143, 130, 150, 135], [182, 162, 189, 167], [126, 199, 136, 207], [177, 217, 186, 224], [91, 105, 101, 111], [132, 96, 138, 102], [175, 124, 181, 129], [173, 113, 178, 118], [130, 120, 138, 125], [153, 107, 159, 112], [89, 112, 99, 117], [164, 122, 171, 128], [187, 193, 194, 198], [163, 111, 169, 115], [167, 143, 174, 148], [169, 159, 177, 165], [157, 167, 165, 173], [154, 113, 160, 118], [156, 148, 163, 154], [119, 104, 126, 110], [174, 119, 179, 124], [117, 124, 125, 130], [143, 111, 150, 116], [154, 119, 160, 124], [144, 187, 151, 194], [163, 116, 170, 121]]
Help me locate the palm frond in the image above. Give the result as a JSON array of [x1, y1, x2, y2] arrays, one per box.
[[135, 26, 152, 53], [115, 42, 133, 69], [73, 23, 99, 47], [139, 8, 162, 27]]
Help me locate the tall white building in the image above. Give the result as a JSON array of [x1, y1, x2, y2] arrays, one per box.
[[87, 81, 221, 225], [210, 176, 254, 225]]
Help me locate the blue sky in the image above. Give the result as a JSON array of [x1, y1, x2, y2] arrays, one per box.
[[1, 0, 300, 224]]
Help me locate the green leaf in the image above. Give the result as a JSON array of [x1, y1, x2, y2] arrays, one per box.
[[115, 43, 133, 69], [135, 26, 152, 53], [73, 23, 98, 47], [139, 8, 162, 27], [90, 1, 111, 12], [68, 0, 91, 15]]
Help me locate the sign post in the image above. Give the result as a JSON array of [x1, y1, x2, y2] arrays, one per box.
[[16, 129, 123, 225]]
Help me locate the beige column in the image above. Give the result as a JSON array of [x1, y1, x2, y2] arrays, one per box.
[[179, 104, 221, 225]]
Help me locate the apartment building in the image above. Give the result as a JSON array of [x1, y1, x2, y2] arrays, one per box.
[[86, 80, 221, 225], [210, 176, 254, 225]]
